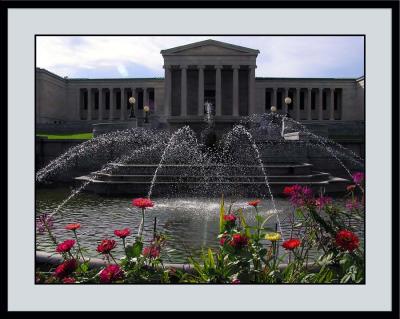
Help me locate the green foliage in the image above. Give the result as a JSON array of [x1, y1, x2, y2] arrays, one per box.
[[36, 132, 93, 140], [219, 194, 225, 233], [126, 241, 143, 259]]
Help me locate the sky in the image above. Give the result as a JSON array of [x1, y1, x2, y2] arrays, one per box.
[[36, 36, 364, 79]]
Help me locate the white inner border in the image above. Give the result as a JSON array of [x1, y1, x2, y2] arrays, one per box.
[[8, 8, 392, 311]]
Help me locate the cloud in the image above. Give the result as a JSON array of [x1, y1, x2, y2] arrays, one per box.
[[36, 36, 364, 78]]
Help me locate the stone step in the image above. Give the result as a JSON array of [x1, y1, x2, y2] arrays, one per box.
[[105, 162, 314, 176], [90, 171, 330, 183], [75, 175, 349, 196]]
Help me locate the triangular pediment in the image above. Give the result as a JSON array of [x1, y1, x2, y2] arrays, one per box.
[[161, 39, 259, 56]]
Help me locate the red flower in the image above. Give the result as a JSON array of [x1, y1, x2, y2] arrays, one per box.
[[65, 223, 81, 231], [56, 239, 75, 253], [282, 238, 301, 250], [96, 239, 116, 254], [114, 228, 131, 239], [346, 184, 356, 192], [223, 214, 236, 222], [54, 259, 77, 279], [283, 186, 294, 195], [232, 279, 241, 284], [219, 233, 228, 246], [99, 265, 124, 283], [230, 234, 248, 249], [132, 198, 154, 209], [142, 246, 160, 259], [335, 230, 360, 252], [248, 199, 261, 207], [62, 277, 76, 284]]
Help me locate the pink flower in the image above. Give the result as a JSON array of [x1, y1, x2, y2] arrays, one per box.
[[315, 196, 332, 209], [132, 198, 154, 209], [36, 213, 54, 233], [99, 265, 124, 283], [232, 279, 241, 284], [284, 185, 314, 207], [142, 246, 160, 259], [352, 172, 364, 185], [56, 239, 75, 253], [114, 228, 131, 239]]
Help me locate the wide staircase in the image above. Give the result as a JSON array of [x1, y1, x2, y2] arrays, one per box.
[[76, 162, 348, 196]]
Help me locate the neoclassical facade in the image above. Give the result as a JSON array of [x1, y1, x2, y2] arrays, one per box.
[[36, 39, 365, 130]]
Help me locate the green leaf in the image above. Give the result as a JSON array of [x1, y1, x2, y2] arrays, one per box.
[[295, 208, 305, 219], [77, 260, 90, 273], [207, 248, 215, 269], [238, 208, 251, 237], [126, 241, 143, 258]]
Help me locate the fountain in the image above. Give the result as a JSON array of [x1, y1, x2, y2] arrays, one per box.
[[68, 106, 352, 197], [36, 106, 364, 262]]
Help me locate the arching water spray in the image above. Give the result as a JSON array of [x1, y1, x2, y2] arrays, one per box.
[[224, 125, 285, 241], [147, 126, 203, 199]]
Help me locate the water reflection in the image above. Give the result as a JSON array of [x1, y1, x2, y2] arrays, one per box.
[[36, 187, 363, 264]]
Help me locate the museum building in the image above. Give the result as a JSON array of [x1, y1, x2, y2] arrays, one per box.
[[36, 39, 365, 131]]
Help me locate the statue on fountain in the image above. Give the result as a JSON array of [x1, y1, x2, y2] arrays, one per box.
[[200, 101, 218, 150]]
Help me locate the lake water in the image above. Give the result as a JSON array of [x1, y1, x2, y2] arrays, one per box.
[[36, 187, 363, 264]]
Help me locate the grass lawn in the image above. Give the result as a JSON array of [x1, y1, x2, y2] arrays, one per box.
[[36, 132, 93, 140]]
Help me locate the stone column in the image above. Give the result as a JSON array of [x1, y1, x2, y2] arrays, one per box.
[[109, 88, 115, 120], [181, 65, 187, 116], [87, 89, 92, 121], [232, 65, 239, 116], [131, 88, 137, 117], [215, 65, 222, 116], [248, 65, 256, 115], [284, 88, 289, 114], [318, 88, 323, 120], [98, 89, 104, 120], [153, 89, 157, 114], [329, 88, 335, 120], [76, 88, 81, 120], [120, 88, 126, 120], [295, 88, 301, 120], [143, 87, 149, 107], [273, 88, 277, 107], [307, 88, 312, 120], [198, 65, 205, 116], [163, 65, 171, 116]]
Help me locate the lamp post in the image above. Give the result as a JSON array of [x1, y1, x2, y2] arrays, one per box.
[[128, 96, 136, 118], [143, 105, 150, 123], [284, 96, 292, 116]]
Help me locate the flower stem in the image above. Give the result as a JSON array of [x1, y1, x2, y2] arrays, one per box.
[[108, 252, 118, 264], [73, 230, 86, 263], [122, 238, 127, 257]]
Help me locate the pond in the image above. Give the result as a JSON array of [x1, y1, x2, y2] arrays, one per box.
[[36, 187, 363, 264]]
